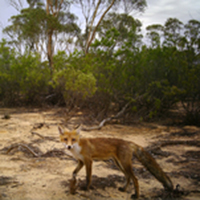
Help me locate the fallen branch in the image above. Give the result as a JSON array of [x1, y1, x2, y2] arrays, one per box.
[[82, 101, 131, 131], [4, 142, 75, 160], [146, 140, 200, 153], [159, 140, 200, 147], [6, 143, 40, 157], [31, 131, 59, 142], [41, 149, 75, 160], [31, 131, 45, 139]]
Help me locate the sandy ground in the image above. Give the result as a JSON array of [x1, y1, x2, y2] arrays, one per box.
[[0, 108, 200, 200]]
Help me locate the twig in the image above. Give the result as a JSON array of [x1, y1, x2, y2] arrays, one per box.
[[82, 101, 131, 131], [6, 143, 40, 157], [5, 143, 74, 159], [159, 140, 200, 147], [31, 131, 45, 139], [31, 131, 59, 142], [146, 140, 200, 152], [41, 149, 75, 160]]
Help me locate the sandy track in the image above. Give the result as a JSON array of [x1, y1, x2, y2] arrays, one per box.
[[0, 108, 200, 200]]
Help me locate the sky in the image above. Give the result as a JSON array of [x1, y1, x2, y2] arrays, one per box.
[[0, 0, 200, 40], [135, 0, 200, 28]]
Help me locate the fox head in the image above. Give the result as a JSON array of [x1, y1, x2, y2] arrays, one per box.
[[58, 126, 80, 150]]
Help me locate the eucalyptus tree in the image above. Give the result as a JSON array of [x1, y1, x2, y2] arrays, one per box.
[[86, 13, 144, 109], [73, 0, 146, 54], [4, 0, 44, 54], [163, 18, 183, 48], [184, 19, 200, 53], [146, 24, 163, 48], [4, 0, 80, 73], [179, 19, 200, 124], [93, 13, 142, 53]]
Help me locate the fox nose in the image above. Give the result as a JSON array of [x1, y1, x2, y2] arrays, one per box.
[[68, 146, 72, 150]]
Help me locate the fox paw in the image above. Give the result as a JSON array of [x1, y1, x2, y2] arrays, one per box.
[[69, 178, 77, 195], [118, 187, 126, 192], [131, 194, 139, 199], [80, 184, 95, 191]]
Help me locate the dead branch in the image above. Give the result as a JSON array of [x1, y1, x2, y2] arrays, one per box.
[[5, 143, 74, 160], [31, 131, 59, 142], [31, 131, 45, 139], [6, 143, 40, 157], [146, 140, 200, 153], [82, 101, 131, 131], [41, 149, 75, 160], [159, 140, 200, 147], [31, 122, 50, 131]]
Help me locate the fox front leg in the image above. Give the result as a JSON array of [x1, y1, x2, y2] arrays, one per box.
[[69, 160, 84, 194], [69, 178, 77, 194], [73, 160, 84, 179]]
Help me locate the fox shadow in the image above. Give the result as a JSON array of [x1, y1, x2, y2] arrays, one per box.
[[61, 174, 126, 191], [60, 175, 176, 199]]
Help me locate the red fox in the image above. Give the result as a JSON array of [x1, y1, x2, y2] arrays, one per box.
[[59, 126, 173, 198]]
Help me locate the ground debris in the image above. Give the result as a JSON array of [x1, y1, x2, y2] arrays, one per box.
[[1, 143, 73, 160], [0, 176, 13, 186], [147, 139, 200, 152], [1, 108, 200, 200], [2, 143, 42, 157], [0, 176, 22, 188], [31, 131, 59, 142]]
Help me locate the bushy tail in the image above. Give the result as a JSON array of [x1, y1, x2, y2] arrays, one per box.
[[131, 143, 173, 191]]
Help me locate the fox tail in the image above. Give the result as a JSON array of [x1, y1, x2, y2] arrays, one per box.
[[131, 143, 173, 191]]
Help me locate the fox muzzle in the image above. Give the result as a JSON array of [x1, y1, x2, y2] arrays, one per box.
[[67, 145, 72, 150], [63, 143, 73, 150]]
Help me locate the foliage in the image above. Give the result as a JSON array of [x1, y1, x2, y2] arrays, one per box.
[[73, 0, 146, 53], [0, 39, 50, 105], [1, 3, 200, 125], [3, 0, 80, 72], [52, 51, 97, 108]]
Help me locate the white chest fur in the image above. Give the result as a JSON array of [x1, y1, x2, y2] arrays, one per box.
[[70, 143, 84, 161]]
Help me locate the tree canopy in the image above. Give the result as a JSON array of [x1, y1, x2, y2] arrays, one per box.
[[1, 0, 200, 125]]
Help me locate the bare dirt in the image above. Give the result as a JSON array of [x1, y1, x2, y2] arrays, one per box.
[[0, 108, 200, 200]]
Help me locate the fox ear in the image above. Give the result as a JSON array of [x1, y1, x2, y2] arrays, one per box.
[[76, 124, 82, 135], [58, 126, 64, 135]]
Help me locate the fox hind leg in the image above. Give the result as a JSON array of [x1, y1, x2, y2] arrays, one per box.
[[126, 164, 139, 199], [118, 175, 131, 192], [114, 158, 131, 192], [116, 158, 139, 198], [114, 157, 133, 192], [85, 159, 93, 190]]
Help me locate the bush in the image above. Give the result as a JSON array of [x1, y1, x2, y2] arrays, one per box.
[[52, 51, 97, 108], [0, 40, 50, 106]]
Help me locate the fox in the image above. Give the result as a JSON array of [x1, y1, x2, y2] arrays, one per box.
[[58, 126, 173, 199]]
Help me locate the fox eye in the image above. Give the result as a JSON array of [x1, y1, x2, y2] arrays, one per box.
[[64, 138, 68, 142], [72, 138, 76, 142]]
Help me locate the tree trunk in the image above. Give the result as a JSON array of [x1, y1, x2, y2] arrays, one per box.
[[46, 0, 54, 75], [47, 29, 54, 75], [85, 0, 116, 54]]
